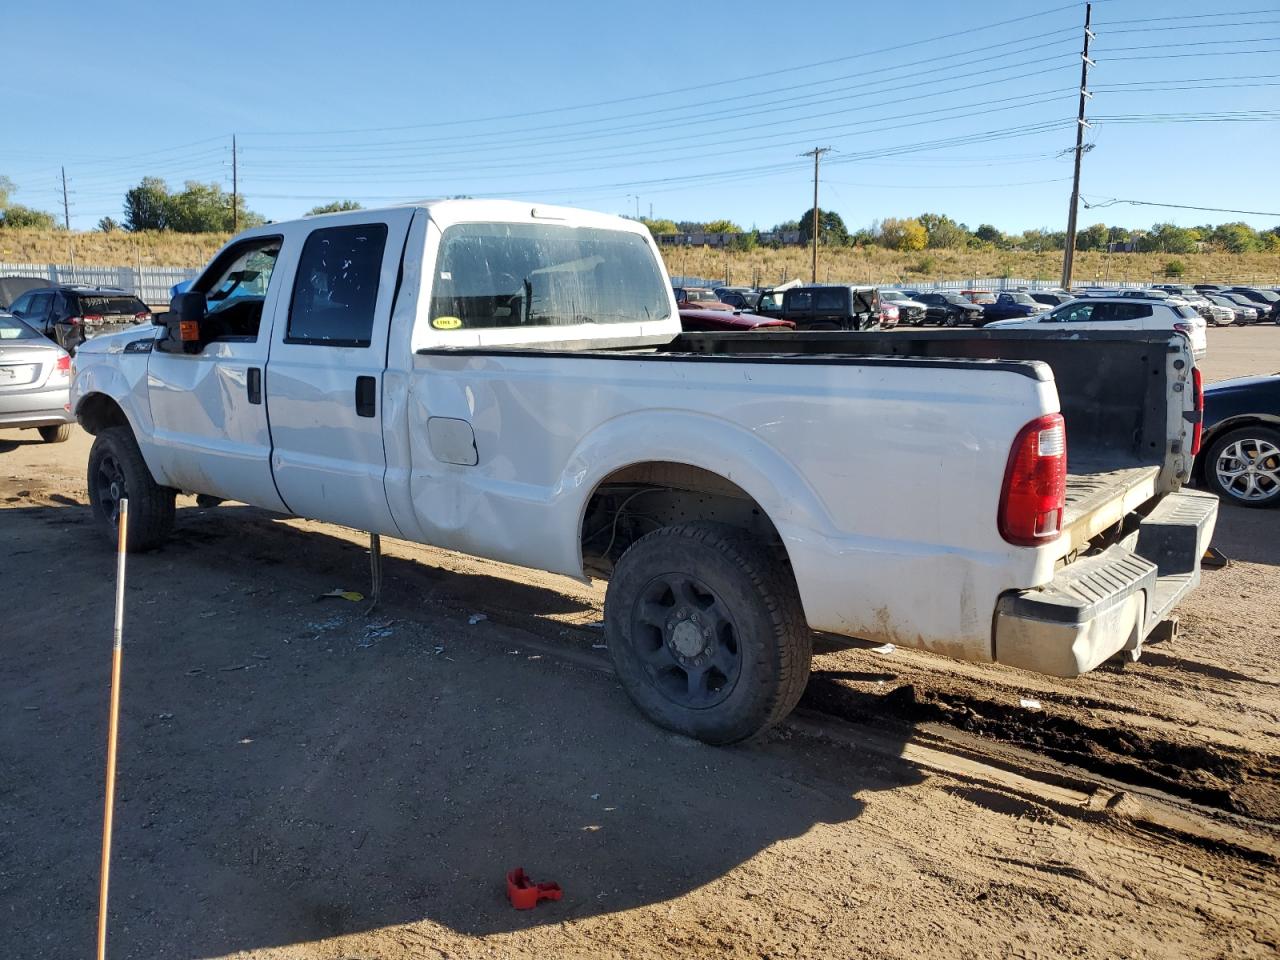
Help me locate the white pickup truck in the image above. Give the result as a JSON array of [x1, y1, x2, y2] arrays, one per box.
[[72, 200, 1217, 743]]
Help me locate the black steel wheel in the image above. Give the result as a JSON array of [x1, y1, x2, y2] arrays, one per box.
[[88, 426, 176, 550], [605, 523, 811, 744]]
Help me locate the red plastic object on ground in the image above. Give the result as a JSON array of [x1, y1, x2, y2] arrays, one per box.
[[506, 867, 563, 910]]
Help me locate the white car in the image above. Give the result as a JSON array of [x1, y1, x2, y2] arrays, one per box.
[[987, 296, 1208, 357]]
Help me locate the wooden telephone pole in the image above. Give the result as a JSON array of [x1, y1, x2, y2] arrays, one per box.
[[1061, 3, 1094, 290], [61, 167, 71, 229], [801, 147, 831, 283]]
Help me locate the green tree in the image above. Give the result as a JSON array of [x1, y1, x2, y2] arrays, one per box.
[[1076, 223, 1109, 252], [98, 216, 121, 232], [799, 207, 848, 246], [124, 176, 171, 231], [918, 212, 971, 249], [729, 230, 758, 252], [1211, 222, 1261, 254], [973, 223, 1004, 247], [306, 200, 364, 216], [1164, 259, 1187, 278], [1137, 223, 1198, 254], [703, 218, 743, 234], [639, 217, 679, 235], [0, 174, 14, 209], [0, 204, 58, 229]]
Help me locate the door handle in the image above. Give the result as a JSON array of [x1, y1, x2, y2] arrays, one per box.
[[247, 367, 262, 405], [355, 375, 376, 418]]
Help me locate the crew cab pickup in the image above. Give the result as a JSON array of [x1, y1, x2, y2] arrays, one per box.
[[72, 200, 1217, 744]]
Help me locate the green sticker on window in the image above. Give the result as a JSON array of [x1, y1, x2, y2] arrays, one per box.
[[431, 316, 462, 330]]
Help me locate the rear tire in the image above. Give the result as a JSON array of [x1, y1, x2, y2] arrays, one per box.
[[604, 523, 812, 744], [1203, 426, 1280, 509], [38, 424, 71, 443], [88, 426, 176, 551]]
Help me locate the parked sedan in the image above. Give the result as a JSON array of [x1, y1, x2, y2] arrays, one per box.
[[1207, 295, 1256, 325], [678, 307, 794, 332], [878, 301, 900, 329], [1196, 373, 1280, 507], [1222, 287, 1280, 322], [980, 292, 1051, 326], [0, 312, 74, 442], [1216, 293, 1266, 323], [914, 292, 984, 326]]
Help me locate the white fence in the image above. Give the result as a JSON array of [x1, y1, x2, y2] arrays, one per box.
[[0, 262, 199, 305]]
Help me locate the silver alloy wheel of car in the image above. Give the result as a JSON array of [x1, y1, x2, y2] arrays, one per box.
[[1215, 437, 1280, 503]]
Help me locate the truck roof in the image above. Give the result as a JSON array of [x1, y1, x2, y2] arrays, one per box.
[[291, 198, 646, 236]]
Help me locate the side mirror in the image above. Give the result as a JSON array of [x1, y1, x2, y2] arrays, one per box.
[[156, 292, 207, 353]]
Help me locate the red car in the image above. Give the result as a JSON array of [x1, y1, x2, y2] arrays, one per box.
[[673, 287, 733, 311], [678, 307, 795, 332], [878, 302, 900, 329]]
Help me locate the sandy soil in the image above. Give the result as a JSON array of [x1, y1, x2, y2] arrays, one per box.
[[1, 327, 1277, 959]]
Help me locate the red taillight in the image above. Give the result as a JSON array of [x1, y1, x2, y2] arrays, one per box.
[[56, 355, 71, 373], [1173, 322, 1193, 335], [999, 413, 1067, 547], [135, 310, 152, 320], [82, 314, 104, 324], [1191, 366, 1204, 456], [50, 354, 73, 382]]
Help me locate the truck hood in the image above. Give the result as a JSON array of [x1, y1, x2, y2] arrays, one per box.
[[75, 327, 159, 355]]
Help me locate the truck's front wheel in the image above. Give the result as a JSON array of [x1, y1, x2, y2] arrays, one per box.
[[604, 523, 811, 744], [88, 427, 176, 551]]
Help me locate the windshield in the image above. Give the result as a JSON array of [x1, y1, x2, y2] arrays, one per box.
[[1009, 293, 1035, 304], [686, 289, 719, 302], [429, 223, 670, 329], [0, 313, 39, 339], [943, 294, 971, 305], [204, 244, 281, 315], [880, 290, 906, 300]]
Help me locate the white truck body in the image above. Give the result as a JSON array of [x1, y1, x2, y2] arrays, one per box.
[[72, 200, 1217, 742]]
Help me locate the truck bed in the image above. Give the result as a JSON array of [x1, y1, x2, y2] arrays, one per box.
[[667, 327, 1186, 554]]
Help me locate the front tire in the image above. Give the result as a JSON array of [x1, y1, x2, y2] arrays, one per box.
[[88, 426, 176, 550], [1203, 426, 1280, 508], [604, 523, 812, 744], [944, 311, 960, 328], [38, 424, 71, 443]]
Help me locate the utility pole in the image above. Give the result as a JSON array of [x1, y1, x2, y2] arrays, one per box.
[[801, 147, 831, 283], [1061, 3, 1094, 290], [60, 166, 71, 229], [231, 135, 239, 232]]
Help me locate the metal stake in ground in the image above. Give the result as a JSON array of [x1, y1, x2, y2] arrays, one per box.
[[97, 498, 129, 960]]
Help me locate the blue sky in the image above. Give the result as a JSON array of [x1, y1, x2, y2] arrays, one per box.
[[4, 0, 1278, 234]]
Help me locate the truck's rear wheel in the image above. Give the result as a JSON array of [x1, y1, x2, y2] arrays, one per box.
[[604, 523, 811, 745], [88, 426, 176, 551]]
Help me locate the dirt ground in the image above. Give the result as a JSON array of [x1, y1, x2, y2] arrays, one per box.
[[2, 326, 1278, 960]]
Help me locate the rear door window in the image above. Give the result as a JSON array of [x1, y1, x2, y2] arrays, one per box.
[[814, 289, 845, 311], [287, 224, 388, 346], [787, 291, 813, 312], [1049, 302, 1094, 323]]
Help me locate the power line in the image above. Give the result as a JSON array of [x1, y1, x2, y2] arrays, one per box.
[[1082, 196, 1280, 217], [245, 2, 1084, 138]]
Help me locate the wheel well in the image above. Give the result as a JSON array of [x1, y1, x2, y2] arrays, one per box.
[[579, 462, 790, 580], [77, 393, 129, 435]]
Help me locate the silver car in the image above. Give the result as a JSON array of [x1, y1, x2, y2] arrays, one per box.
[[0, 312, 74, 442]]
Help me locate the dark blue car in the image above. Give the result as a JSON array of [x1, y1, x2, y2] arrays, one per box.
[[1197, 373, 1280, 508], [980, 292, 1051, 326]]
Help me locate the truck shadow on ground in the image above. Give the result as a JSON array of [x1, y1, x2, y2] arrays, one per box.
[[1208, 498, 1280, 567], [1, 501, 923, 959]]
